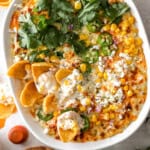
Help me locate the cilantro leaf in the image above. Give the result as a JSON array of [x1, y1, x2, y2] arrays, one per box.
[[19, 13, 37, 34], [103, 2, 130, 23], [78, 1, 100, 25]]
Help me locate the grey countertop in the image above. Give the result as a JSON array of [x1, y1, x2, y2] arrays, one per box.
[[104, 1, 150, 150]]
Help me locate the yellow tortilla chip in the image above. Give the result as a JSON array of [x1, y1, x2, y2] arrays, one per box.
[[43, 94, 57, 114], [31, 62, 53, 82], [55, 68, 72, 84], [7, 60, 30, 79], [0, 119, 6, 129], [20, 80, 43, 107], [58, 124, 79, 142], [0, 104, 16, 119]]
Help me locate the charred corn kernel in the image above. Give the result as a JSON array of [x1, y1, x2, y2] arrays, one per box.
[[127, 90, 133, 97], [80, 63, 87, 73], [79, 34, 88, 40], [98, 72, 103, 78], [77, 84, 83, 92], [86, 97, 91, 105], [91, 114, 97, 122], [110, 113, 115, 119], [77, 74, 83, 81], [80, 105, 86, 112], [110, 24, 117, 32], [128, 16, 135, 24], [136, 37, 143, 46], [64, 79, 70, 85], [50, 55, 59, 62], [96, 121, 100, 126], [123, 85, 129, 91], [74, 1, 82, 10], [103, 72, 108, 80], [120, 78, 126, 85], [102, 24, 110, 31]]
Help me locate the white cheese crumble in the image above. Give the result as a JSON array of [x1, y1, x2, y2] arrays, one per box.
[[57, 111, 84, 130], [36, 71, 58, 95], [95, 88, 124, 106], [98, 56, 105, 72], [58, 69, 80, 99]]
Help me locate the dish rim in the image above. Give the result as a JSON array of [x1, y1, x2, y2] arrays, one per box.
[[2, 0, 150, 150]]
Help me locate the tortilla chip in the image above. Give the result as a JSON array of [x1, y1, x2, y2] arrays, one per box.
[[31, 62, 53, 82], [0, 104, 16, 119], [0, 119, 6, 129], [55, 69, 72, 84], [58, 125, 79, 142], [43, 94, 57, 114], [7, 60, 30, 79], [20, 80, 43, 107]]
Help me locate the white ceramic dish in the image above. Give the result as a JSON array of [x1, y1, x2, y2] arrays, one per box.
[[2, 0, 150, 150]]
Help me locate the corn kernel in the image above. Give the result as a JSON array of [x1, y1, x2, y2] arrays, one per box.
[[110, 113, 115, 119], [126, 59, 132, 65], [85, 40, 91, 46], [54, 111, 59, 117], [79, 34, 88, 40], [121, 31, 127, 36], [103, 113, 109, 120], [96, 121, 100, 126], [109, 105, 118, 111], [103, 72, 108, 80], [80, 63, 87, 73], [127, 90, 133, 97], [98, 72, 103, 78], [74, 1, 82, 10], [80, 105, 86, 112], [77, 84, 83, 92], [111, 88, 116, 95], [96, 78, 101, 83], [136, 38, 143, 46], [102, 25, 110, 31], [64, 79, 70, 85], [124, 49, 131, 54], [115, 28, 120, 34], [120, 78, 126, 85], [86, 97, 91, 105], [77, 74, 83, 81], [123, 85, 129, 91], [110, 24, 117, 32], [128, 16, 135, 24], [50, 55, 59, 62], [39, 54, 45, 59], [91, 114, 97, 122]]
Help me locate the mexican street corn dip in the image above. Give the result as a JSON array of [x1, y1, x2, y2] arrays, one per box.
[[8, 0, 147, 142]]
